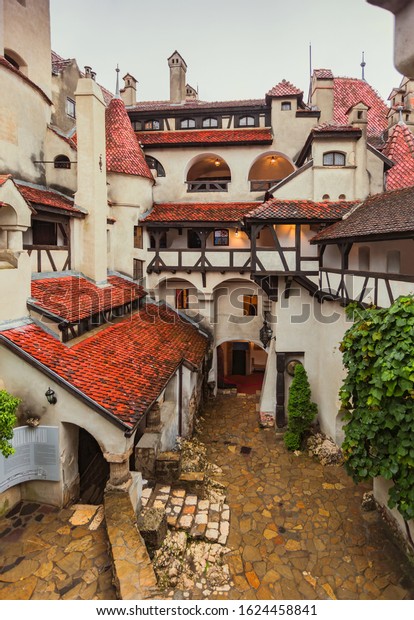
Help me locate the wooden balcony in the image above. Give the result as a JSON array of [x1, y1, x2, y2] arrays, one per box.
[[24, 245, 70, 273]]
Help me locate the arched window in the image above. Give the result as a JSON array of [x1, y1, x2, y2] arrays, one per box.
[[144, 119, 161, 130], [338, 194, 346, 200], [322, 194, 330, 200], [239, 116, 255, 127], [323, 151, 346, 166], [145, 156, 166, 177], [4, 49, 27, 74], [203, 118, 218, 128], [54, 155, 71, 169], [181, 118, 195, 129]]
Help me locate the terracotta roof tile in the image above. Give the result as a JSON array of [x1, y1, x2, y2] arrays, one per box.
[[382, 124, 414, 190], [311, 185, 414, 242], [1, 305, 208, 428], [30, 275, 146, 323], [246, 199, 357, 221], [312, 122, 360, 134], [0, 175, 12, 187], [16, 183, 82, 215], [128, 99, 265, 112], [313, 69, 334, 79], [106, 98, 153, 179], [333, 77, 388, 137], [267, 80, 303, 98], [143, 202, 259, 223], [138, 129, 272, 147]]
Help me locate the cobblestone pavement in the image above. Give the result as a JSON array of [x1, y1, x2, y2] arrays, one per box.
[[0, 502, 116, 600], [193, 394, 414, 601]]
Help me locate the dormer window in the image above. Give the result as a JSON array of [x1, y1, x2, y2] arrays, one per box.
[[54, 155, 71, 169], [281, 102, 291, 111], [323, 151, 345, 166], [144, 119, 161, 130], [181, 118, 196, 129], [203, 118, 218, 128], [239, 116, 255, 127], [132, 120, 142, 130]]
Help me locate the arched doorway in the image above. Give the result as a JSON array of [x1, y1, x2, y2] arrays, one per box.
[[217, 340, 267, 394], [78, 428, 109, 504]]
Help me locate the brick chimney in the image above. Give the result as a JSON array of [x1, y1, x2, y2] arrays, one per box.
[[168, 51, 187, 103], [120, 73, 137, 106]]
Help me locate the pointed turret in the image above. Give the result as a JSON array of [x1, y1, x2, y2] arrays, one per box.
[[105, 96, 152, 179]]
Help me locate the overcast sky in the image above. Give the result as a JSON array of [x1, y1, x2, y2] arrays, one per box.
[[50, 0, 401, 103]]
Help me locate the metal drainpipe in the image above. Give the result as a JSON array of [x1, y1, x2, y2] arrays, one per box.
[[178, 364, 183, 437]]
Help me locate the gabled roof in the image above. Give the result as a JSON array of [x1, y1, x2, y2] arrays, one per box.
[[333, 77, 388, 138], [142, 202, 259, 223], [0, 304, 208, 429], [267, 80, 303, 98], [246, 199, 357, 221], [382, 123, 414, 190], [0, 175, 12, 187], [138, 129, 273, 147], [30, 275, 146, 323], [311, 185, 414, 243], [105, 98, 153, 179], [48, 126, 77, 151], [16, 183, 84, 216]]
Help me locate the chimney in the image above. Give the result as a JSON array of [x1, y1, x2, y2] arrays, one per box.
[[310, 69, 334, 124], [74, 70, 108, 285], [120, 73, 138, 106], [168, 51, 187, 103], [348, 102, 370, 199]]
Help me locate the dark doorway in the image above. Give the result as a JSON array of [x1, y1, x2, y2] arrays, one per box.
[[232, 349, 246, 375], [78, 428, 109, 504]]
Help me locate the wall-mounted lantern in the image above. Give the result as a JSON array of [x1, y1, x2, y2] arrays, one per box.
[[45, 387, 57, 405]]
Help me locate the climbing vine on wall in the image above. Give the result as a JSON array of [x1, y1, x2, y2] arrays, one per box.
[[0, 390, 20, 458], [340, 296, 414, 523]]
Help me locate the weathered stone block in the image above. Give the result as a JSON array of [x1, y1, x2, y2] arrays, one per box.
[[137, 507, 168, 552], [154, 451, 182, 483], [176, 472, 206, 498]]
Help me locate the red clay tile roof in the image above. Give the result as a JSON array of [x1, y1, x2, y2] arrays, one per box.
[[311, 185, 414, 243], [382, 123, 414, 190], [313, 69, 334, 79], [0, 304, 208, 428], [333, 77, 388, 138], [312, 122, 361, 134], [16, 183, 82, 215], [128, 99, 265, 112], [267, 80, 303, 98], [106, 98, 153, 179], [49, 126, 77, 151], [0, 55, 52, 104], [143, 202, 259, 223], [30, 275, 146, 323], [138, 129, 272, 147], [0, 175, 12, 187], [246, 199, 357, 221], [51, 51, 113, 105]]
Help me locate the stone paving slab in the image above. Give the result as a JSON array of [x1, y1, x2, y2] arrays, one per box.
[[0, 501, 116, 600], [184, 394, 414, 601]]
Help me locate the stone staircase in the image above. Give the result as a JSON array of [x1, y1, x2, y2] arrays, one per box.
[[141, 484, 230, 545]]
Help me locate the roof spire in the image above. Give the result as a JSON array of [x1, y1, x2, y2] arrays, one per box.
[[115, 64, 120, 99], [361, 51, 366, 81]]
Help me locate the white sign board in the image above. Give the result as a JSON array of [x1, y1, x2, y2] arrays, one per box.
[[0, 426, 60, 493]]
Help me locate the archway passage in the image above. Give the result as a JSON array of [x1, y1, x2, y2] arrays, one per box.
[[217, 341, 267, 394], [249, 152, 295, 191], [187, 154, 231, 192], [78, 428, 109, 504]]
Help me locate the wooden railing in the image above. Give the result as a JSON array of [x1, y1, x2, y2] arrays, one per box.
[[24, 245, 70, 272], [186, 180, 229, 192]]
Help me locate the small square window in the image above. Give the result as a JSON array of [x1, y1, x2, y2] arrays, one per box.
[[214, 229, 229, 246], [133, 259, 144, 281], [66, 98, 76, 119], [187, 230, 201, 249], [281, 102, 291, 111]]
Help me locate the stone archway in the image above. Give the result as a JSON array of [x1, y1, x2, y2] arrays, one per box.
[[217, 340, 267, 394]]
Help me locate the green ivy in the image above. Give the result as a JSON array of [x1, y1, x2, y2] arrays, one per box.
[[284, 364, 317, 451], [340, 296, 414, 521], [0, 390, 20, 458]]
